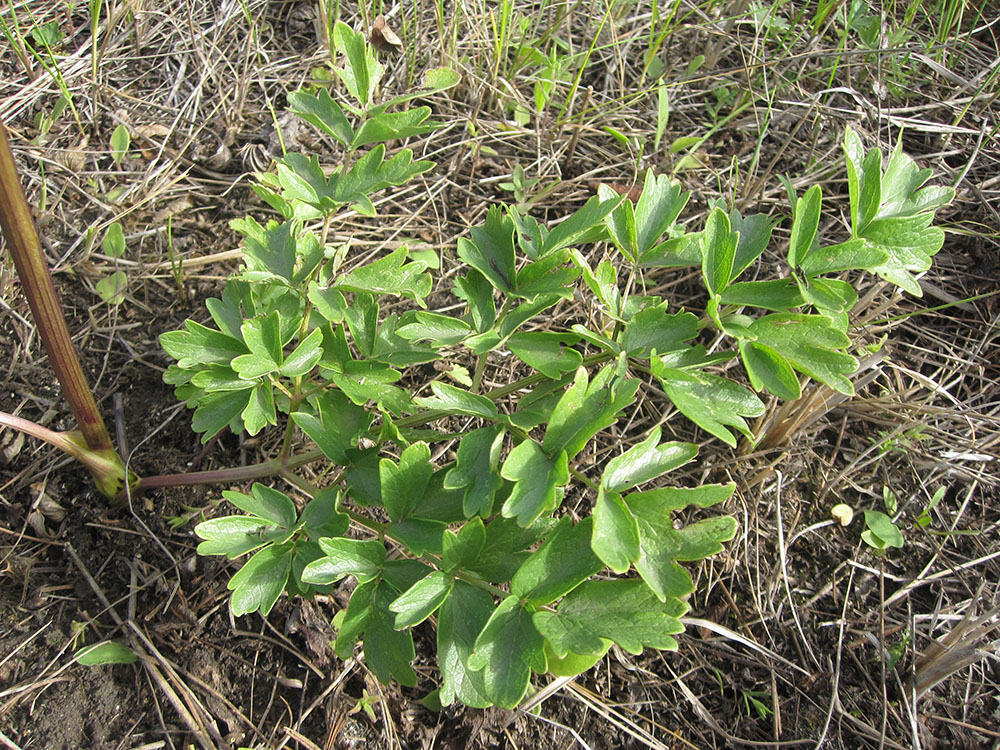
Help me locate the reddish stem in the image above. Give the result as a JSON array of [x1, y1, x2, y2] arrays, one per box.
[[0, 121, 114, 456]]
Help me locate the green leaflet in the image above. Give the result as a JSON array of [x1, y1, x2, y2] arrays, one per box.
[[335, 577, 418, 686], [352, 107, 439, 149], [159, 320, 247, 369], [379, 442, 434, 522], [299, 489, 350, 539], [543, 365, 640, 461], [746, 313, 857, 396], [222, 483, 297, 528], [700, 207, 739, 296], [633, 170, 690, 259], [195, 516, 271, 558], [601, 427, 698, 493], [507, 332, 583, 378], [334, 147, 435, 216], [438, 581, 494, 707], [625, 483, 737, 601], [787, 184, 822, 269], [572, 253, 623, 320], [512, 250, 580, 299], [292, 389, 373, 465], [739, 340, 800, 401], [336, 246, 432, 306], [389, 570, 453, 628], [300, 537, 386, 585], [228, 544, 292, 616], [238, 218, 298, 281], [395, 311, 472, 347], [464, 515, 559, 583], [442, 518, 486, 572], [413, 381, 498, 419], [539, 194, 621, 256], [620, 305, 698, 358], [458, 206, 517, 294], [190, 390, 253, 442], [604, 197, 637, 261], [287, 87, 354, 146], [591, 488, 639, 573], [510, 517, 603, 606], [241, 383, 276, 435], [231, 312, 283, 379], [75, 641, 139, 666], [443, 426, 506, 518], [650, 358, 764, 447], [468, 596, 547, 708], [719, 279, 805, 312], [533, 579, 688, 657], [862, 509, 905, 549], [500, 439, 569, 527], [729, 211, 776, 278]]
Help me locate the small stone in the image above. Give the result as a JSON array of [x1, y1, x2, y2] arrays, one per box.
[[831, 504, 854, 527]]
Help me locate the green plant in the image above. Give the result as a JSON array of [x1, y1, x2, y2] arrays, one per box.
[[154, 26, 954, 708], [861, 487, 905, 550], [95, 221, 128, 306], [1, 19, 955, 712]]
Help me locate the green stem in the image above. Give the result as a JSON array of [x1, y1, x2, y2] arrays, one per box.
[[470, 354, 488, 393]]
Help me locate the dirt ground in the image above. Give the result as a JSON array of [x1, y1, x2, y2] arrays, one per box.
[[2, 1, 999, 748]]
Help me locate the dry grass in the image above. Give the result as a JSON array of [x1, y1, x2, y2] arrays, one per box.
[[1, 0, 999, 748]]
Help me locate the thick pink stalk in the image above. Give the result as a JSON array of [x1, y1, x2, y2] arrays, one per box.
[[0, 121, 126, 498]]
